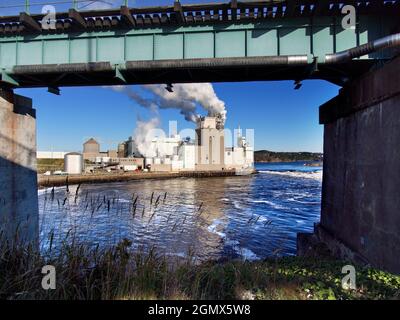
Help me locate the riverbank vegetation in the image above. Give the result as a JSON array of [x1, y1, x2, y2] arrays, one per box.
[[37, 158, 64, 174], [1, 239, 398, 300], [254, 150, 322, 163]]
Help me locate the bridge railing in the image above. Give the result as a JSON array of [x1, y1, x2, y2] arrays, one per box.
[[0, 1, 232, 17], [1, 1, 400, 20], [0, 1, 399, 32], [0, 1, 127, 16]]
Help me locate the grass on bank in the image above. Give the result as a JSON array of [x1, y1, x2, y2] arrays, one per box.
[[37, 159, 64, 174], [0, 239, 399, 300]]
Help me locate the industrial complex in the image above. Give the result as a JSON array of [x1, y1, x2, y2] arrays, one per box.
[[38, 114, 254, 176]]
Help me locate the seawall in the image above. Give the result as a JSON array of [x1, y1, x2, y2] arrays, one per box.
[[38, 170, 243, 188]]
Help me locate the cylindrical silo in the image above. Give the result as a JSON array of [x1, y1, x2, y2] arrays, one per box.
[[64, 152, 83, 175]]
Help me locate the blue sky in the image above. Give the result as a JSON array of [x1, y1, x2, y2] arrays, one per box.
[[5, 0, 340, 153], [16, 80, 339, 153]]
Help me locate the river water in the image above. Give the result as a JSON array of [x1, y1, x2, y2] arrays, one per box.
[[38, 162, 322, 261]]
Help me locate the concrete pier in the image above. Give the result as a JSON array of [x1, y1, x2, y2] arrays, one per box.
[[299, 56, 400, 274], [0, 88, 38, 244]]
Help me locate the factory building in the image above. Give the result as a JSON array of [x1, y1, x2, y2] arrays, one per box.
[[126, 136, 136, 157], [125, 115, 254, 174], [83, 138, 100, 160], [127, 135, 181, 159], [82, 137, 144, 173], [107, 150, 118, 158], [224, 131, 254, 171], [117, 142, 128, 158], [83, 138, 127, 162], [195, 116, 225, 171], [179, 143, 196, 170], [38, 114, 252, 176]]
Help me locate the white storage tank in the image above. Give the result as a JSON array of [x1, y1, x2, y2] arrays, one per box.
[[64, 152, 83, 175], [154, 158, 161, 165]]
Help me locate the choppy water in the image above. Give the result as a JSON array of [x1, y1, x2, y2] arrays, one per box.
[[38, 162, 322, 261]]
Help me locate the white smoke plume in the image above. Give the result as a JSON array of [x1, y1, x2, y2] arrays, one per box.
[[106, 83, 227, 158], [132, 117, 160, 158], [144, 83, 227, 124], [109, 83, 227, 124]]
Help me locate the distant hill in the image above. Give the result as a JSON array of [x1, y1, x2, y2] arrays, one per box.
[[254, 150, 323, 163]]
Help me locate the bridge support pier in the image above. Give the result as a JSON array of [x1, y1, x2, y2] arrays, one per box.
[[0, 88, 38, 244], [298, 56, 400, 274]]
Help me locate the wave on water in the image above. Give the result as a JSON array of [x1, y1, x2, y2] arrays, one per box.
[[225, 239, 260, 261], [207, 219, 227, 238], [208, 220, 261, 261], [250, 199, 288, 210], [259, 170, 322, 181]]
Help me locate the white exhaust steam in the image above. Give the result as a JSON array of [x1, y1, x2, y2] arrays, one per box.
[[144, 83, 227, 124], [110, 83, 226, 124], [107, 83, 227, 158], [132, 117, 160, 158]]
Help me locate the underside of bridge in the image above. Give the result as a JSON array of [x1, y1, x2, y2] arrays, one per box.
[[0, 1, 400, 273], [0, 0, 399, 88]]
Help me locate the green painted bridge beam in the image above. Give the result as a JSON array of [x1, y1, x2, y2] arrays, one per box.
[[0, 16, 388, 64]]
